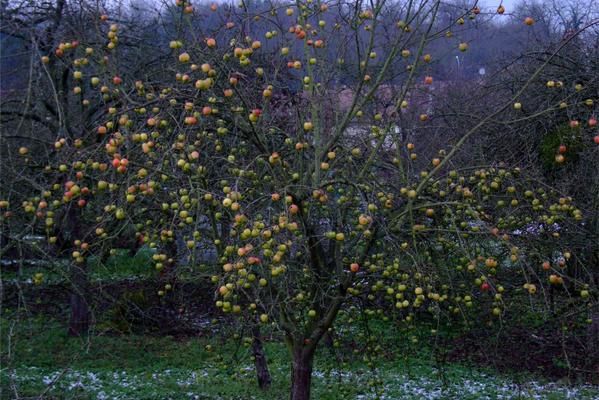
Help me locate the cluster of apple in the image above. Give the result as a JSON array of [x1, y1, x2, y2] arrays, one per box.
[[2, 1, 595, 347]]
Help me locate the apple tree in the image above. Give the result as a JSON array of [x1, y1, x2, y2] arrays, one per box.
[[2, 1, 598, 399]]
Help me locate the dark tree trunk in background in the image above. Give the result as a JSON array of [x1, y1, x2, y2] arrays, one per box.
[[68, 262, 89, 336], [290, 345, 315, 400], [323, 329, 334, 348], [251, 325, 271, 389], [64, 207, 90, 337], [588, 312, 599, 383]]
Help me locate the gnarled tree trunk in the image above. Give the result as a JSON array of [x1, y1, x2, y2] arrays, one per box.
[[290, 345, 315, 400], [252, 325, 271, 389]]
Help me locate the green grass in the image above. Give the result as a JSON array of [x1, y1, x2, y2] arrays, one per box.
[[2, 317, 598, 399], [2, 247, 156, 284], [87, 247, 155, 281]]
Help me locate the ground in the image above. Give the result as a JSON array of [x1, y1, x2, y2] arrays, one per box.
[[2, 317, 598, 400], [2, 251, 598, 399]]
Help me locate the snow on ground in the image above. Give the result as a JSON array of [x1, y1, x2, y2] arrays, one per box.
[[6, 365, 599, 399]]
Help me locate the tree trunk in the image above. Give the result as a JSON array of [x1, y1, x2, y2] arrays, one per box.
[[588, 311, 599, 383], [251, 326, 271, 389], [323, 329, 334, 348], [64, 207, 90, 337], [68, 262, 89, 336], [290, 346, 314, 400]]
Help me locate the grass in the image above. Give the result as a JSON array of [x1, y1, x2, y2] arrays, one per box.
[[2, 248, 156, 284], [2, 316, 598, 399], [2, 248, 597, 399], [2, 252, 596, 399]]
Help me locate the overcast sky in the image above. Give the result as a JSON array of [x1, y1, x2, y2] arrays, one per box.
[[478, 0, 521, 11]]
